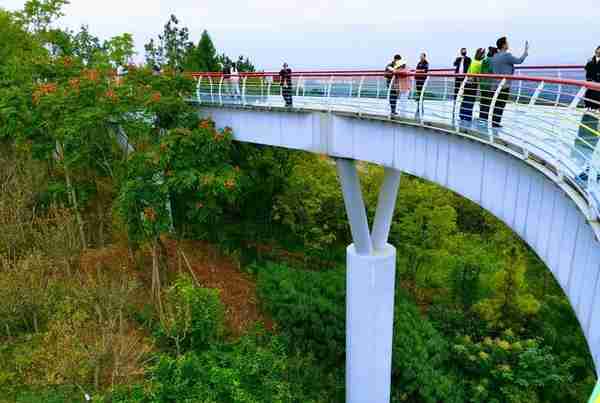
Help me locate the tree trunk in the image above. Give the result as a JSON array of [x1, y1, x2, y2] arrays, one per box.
[[97, 201, 104, 248], [59, 142, 87, 249]]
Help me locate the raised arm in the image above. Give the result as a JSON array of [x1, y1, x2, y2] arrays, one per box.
[[506, 51, 528, 65]]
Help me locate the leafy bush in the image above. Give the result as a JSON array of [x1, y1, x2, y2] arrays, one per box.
[[111, 330, 340, 403], [256, 262, 346, 365], [391, 294, 463, 403], [451, 330, 574, 403], [155, 276, 225, 354]]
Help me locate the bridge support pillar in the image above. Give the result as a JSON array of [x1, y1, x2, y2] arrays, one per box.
[[336, 158, 401, 403], [346, 244, 396, 403]]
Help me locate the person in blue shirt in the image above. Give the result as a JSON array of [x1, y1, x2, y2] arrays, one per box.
[[490, 36, 529, 128]]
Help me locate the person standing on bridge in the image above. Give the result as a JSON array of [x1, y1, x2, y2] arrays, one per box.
[[584, 46, 600, 111], [230, 62, 241, 100], [460, 48, 486, 122], [279, 62, 293, 107], [490, 37, 529, 128], [387, 56, 411, 117], [415, 53, 429, 113], [478, 46, 498, 122], [453, 48, 471, 98], [574, 46, 600, 184]]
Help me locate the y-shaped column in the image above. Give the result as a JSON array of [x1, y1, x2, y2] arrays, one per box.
[[336, 159, 401, 403]]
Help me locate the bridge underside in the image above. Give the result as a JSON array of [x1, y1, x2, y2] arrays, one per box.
[[199, 105, 600, 377]]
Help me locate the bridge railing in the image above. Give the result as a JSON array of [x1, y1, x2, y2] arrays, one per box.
[[191, 67, 600, 217]]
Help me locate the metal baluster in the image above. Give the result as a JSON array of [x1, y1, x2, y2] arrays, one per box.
[[488, 78, 507, 129], [267, 76, 272, 106], [516, 70, 523, 105], [196, 76, 202, 104], [454, 76, 468, 129], [241, 76, 247, 106], [357, 76, 365, 116], [296, 76, 302, 97], [327, 76, 334, 111], [555, 71, 562, 106], [442, 76, 448, 100], [418, 77, 430, 124], [219, 76, 224, 105], [529, 81, 545, 106]]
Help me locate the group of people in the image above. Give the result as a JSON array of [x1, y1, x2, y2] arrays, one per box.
[[386, 36, 529, 127]]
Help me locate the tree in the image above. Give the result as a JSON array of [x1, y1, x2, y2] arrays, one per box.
[[72, 25, 102, 66], [475, 246, 541, 330], [103, 33, 135, 67], [393, 203, 457, 297], [144, 14, 193, 69], [184, 30, 219, 72], [17, 0, 69, 34]]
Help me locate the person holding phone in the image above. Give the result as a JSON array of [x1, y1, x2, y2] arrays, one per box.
[[490, 37, 529, 127]]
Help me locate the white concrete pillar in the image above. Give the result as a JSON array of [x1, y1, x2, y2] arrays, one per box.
[[346, 243, 397, 403]]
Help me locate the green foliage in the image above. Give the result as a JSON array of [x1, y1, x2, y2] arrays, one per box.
[[475, 246, 541, 330], [451, 330, 574, 403], [156, 276, 225, 354], [184, 30, 219, 72], [256, 262, 346, 364], [103, 33, 135, 66], [111, 330, 338, 403], [17, 0, 68, 34], [144, 14, 192, 69], [391, 294, 464, 403], [272, 154, 348, 258]]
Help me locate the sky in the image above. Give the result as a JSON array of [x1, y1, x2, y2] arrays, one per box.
[[2, 0, 600, 70]]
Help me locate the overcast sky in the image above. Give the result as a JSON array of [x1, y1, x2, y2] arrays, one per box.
[[2, 0, 600, 70]]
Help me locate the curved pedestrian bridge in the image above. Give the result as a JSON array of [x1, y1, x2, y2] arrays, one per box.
[[192, 67, 600, 402]]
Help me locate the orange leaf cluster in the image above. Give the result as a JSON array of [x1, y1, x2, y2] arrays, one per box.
[[199, 119, 212, 130], [32, 83, 58, 104], [62, 56, 73, 68], [224, 178, 236, 190], [105, 89, 118, 102], [83, 69, 100, 82], [143, 207, 157, 222], [151, 92, 162, 103]]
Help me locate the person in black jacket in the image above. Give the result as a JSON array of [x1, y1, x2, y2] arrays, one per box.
[[415, 53, 429, 99], [574, 46, 600, 184], [415, 53, 429, 115], [453, 48, 471, 98], [585, 46, 600, 110], [279, 62, 293, 107]]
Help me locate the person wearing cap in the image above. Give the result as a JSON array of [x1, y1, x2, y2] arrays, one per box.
[[279, 62, 293, 107]]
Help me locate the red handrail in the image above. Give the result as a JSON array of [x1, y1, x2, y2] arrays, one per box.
[[191, 64, 584, 78], [191, 67, 600, 91]]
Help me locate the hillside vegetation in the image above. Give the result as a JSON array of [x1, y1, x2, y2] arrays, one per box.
[[0, 2, 596, 402]]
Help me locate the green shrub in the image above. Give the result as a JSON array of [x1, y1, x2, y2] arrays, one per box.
[[155, 276, 225, 354], [111, 330, 340, 403], [451, 330, 574, 403], [256, 262, 346, 365]]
